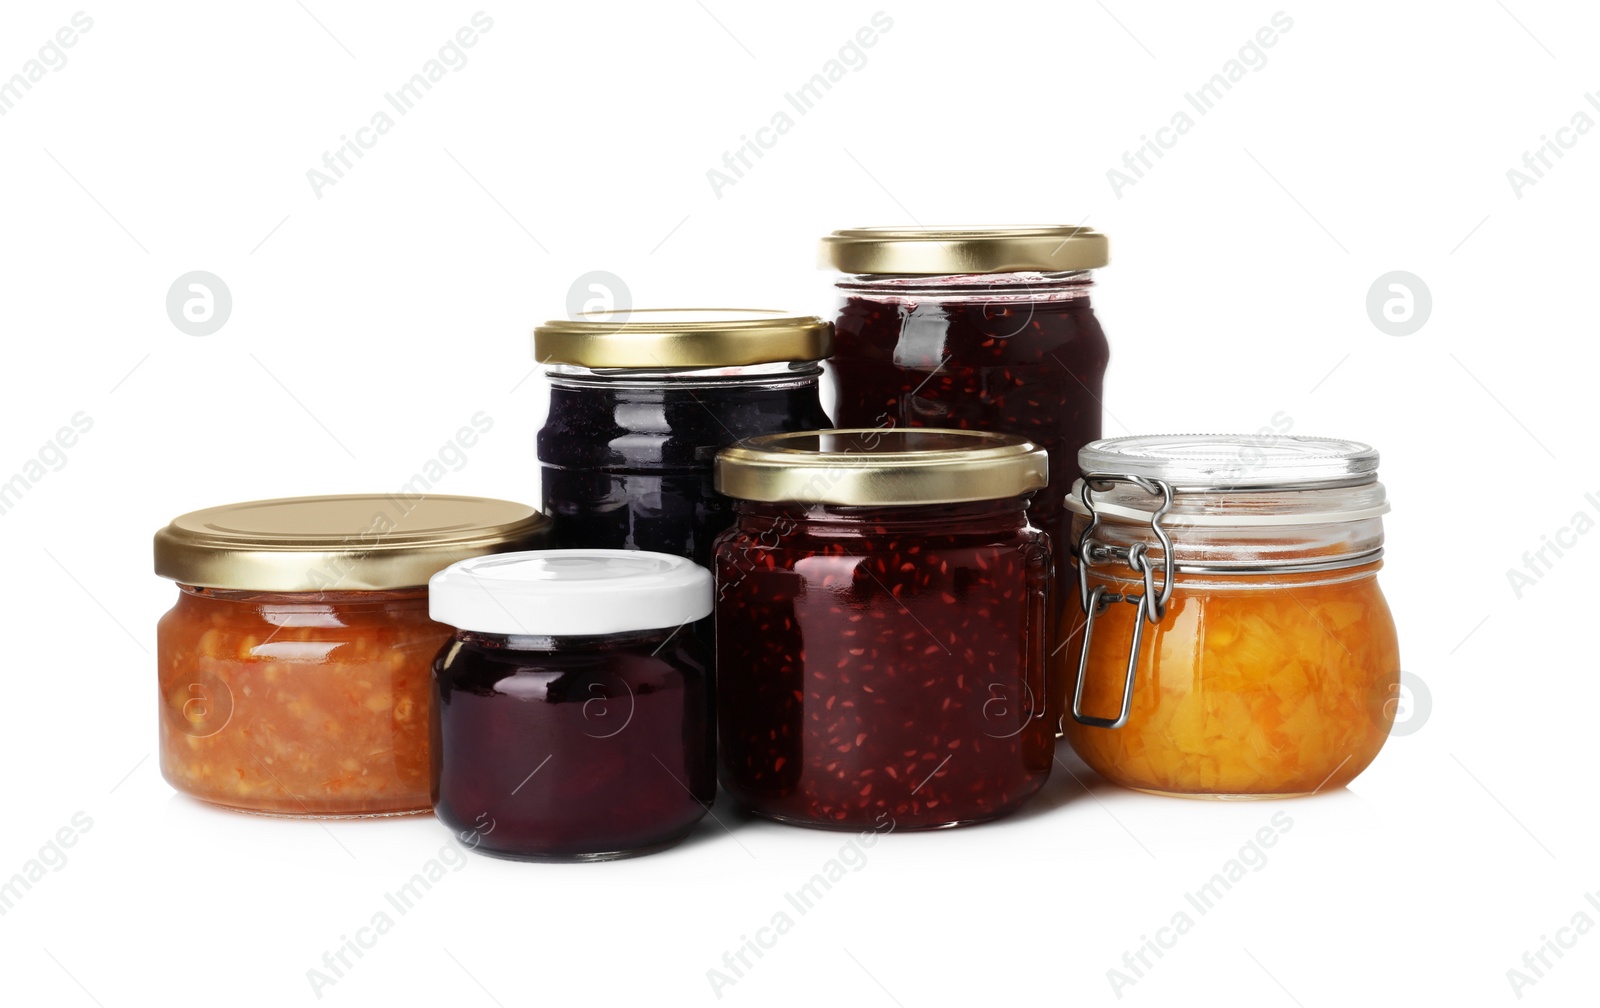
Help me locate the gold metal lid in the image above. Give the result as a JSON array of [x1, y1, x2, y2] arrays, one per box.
[[716, 429, 1048, 506], [533, 309, 833, 369], [820, 226, 1109, 275], [154, 494, 549, 592]]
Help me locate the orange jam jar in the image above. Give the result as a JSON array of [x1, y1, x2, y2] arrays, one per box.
[[1060, 435, 1400, 799], [153, 495, 546, 817]]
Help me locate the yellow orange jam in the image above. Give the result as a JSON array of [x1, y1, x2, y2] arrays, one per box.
[[157, 586, 446, 816], [1063, 564, 1400, 797]]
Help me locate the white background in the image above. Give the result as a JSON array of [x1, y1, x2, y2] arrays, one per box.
[[1, 1, 1594, 1005]]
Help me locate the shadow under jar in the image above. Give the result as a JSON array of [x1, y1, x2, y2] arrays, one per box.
[[714, 429, 1053, 830], [429, 550, 714, 861], [1061, 435, 1402, 799], [533, 309, 833, 571], [819, 226, 1111, 705], [152, 494, 547, 817]]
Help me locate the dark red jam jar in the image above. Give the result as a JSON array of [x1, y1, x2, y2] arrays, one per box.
[[713, 429, 1053, 830], [428, 550, 714, 861], [533, 309, 833, 571], [820, 227, 1111, 689]]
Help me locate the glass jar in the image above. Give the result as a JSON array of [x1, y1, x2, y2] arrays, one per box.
[[820, 226, 1111, 687], [153, 495, 547, 817], [1060, 435, 1401, 798], [428, 550, 713, 861], [533, 309, 833, 571], [714, 429, 1053, 830]]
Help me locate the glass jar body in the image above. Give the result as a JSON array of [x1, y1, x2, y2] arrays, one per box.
[[537, 363, 833, 570], [826, 272, 1108, 703], [714, 498, 1052, 830], [1064, 558, 1400, 798], [430, 627, 712, 861], [156, 585, 443, 817]]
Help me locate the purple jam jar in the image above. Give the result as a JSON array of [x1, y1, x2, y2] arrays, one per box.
[[533, 309, 833, 571], [428, 550, 714, 861]]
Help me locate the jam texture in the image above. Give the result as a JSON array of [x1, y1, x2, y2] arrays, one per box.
[[538, 374, 831, 569], [714, 500, 1052, 829], [157, 587, 441, 816], [1064, 567, 1401, 796], [431, 629, 712, 860], [828, 289, 1108, 610]]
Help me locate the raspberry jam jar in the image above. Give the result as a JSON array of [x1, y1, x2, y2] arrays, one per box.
[[153, 495, 547, 817], [1061, 435, 1402, 798], [429, 550, 714, 861], [534, 309, 832, 570], [820, 226, 1111, 673], [713, 429, 1052, 830]]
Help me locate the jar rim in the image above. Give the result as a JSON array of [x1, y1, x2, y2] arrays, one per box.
[[820, 225, 1108, 274], [544, 360, 823, 388], [175, 584, 431, 602], [453, 627, 682, 651], [1078, 433, 1379, 491], [154, 494, 547, 592], [533, 309, 832, 369], [716, 428, 1048, 506]]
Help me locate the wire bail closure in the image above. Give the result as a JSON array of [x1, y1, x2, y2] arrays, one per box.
[[1070, 473, 1175, 730]]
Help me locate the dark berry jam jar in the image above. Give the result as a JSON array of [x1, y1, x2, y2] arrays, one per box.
[[820, 227, 1111, 696], [428, 550, 714, 861], [533, 309, 833, 570], [713, 429, 1053, 830]]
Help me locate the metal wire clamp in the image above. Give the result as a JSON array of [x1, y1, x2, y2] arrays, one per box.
[[1070, 473, 1175, 730]]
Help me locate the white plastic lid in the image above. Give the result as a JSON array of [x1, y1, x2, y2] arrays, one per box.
[[428, 549, 712, 636]]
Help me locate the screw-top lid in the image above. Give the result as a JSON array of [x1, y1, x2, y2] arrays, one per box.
[[1077, 434, 1380, 491], [154, 494, 548, 592], [820, 226, 1109, 275], [716, 428, 1048, 506], [428, 549, 713, 636], [533, 308, 832, 369]]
